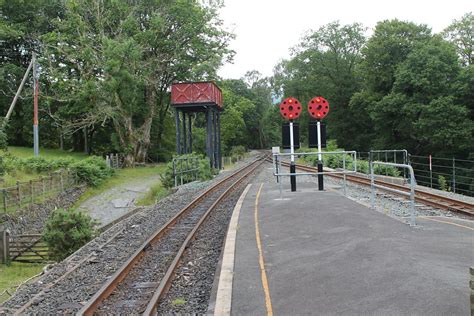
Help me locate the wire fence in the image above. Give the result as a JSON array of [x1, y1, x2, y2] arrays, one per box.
[[409, 155, 474, 196], [0, 169, 76, 214], [356, 151, 474, 196]]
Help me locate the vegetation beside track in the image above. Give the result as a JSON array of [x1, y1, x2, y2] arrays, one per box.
[[74, 165, 166, 207], [0, 262, 44, 304]]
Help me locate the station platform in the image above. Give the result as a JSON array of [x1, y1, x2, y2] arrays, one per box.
[[212, 176, 474, 315]]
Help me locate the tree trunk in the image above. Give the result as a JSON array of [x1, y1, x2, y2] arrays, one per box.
[[135, 86, 157, 163]]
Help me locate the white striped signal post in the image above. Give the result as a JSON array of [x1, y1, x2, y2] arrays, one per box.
[[279, 97, 302, 192], [308, 97, 330, 191]]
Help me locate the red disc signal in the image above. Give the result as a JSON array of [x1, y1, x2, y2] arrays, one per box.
[[308, 96, 330, 119], [279, 97, 302, 120]]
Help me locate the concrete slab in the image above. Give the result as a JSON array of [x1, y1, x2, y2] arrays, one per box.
[[229, 179, 473, 315]]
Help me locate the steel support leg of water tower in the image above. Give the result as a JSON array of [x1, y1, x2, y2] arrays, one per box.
[[175, 109, 181, 155], [217, 111, 221, 169], [182, 111, 187, 154], [188, 113, 192, 153]]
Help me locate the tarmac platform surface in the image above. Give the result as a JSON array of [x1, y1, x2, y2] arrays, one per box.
[[216, 175, 474, 315]]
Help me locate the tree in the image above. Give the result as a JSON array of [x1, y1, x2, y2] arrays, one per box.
[[272, 21, 366, 149], [443, 12, 474, 66], [0, 0, 64, 147], [370, 36, 472, 155], [360, 20, 431, 94], [41, 0, 233, 165]]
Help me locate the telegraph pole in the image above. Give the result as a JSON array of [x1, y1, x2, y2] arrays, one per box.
[[32, 53, 39, 156]]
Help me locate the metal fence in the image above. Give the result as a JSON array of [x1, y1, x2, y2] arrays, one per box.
[[1, 169, 76, 214], [273, 151, 357, 198], [105, 153, 124, 169], [172, 156, 200, 187], [370, 161, 416, 227], [408, 155, 473, 196]]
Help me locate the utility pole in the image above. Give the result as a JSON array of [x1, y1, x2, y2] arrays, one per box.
[[4, 59, 34, 123], [32, 53, 39, 156]]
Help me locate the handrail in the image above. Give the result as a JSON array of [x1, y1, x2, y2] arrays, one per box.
[[370, 161, 416, 227], [272, 151, 357, 198]]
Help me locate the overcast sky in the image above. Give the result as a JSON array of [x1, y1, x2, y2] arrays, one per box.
[[217, 0, 473, 79]]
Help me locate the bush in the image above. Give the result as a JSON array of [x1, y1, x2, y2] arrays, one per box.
[[70, 156, 114, 187], [22, 157, 55, 173], [438, 175, 450, 191], [0, 152, 22, 175], [301, 150, 400, 177], [161, 154, 213, 189], [42, 208, 96, 261], [229, 145, 246, 158]]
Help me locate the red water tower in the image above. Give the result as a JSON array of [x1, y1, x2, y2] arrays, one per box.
[[171, 81, 222, 169]]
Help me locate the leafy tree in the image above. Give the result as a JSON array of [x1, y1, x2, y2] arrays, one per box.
[[272, 21, 366, 148], [370, 36, 472, 155], [442, 12, 473, 66], [41, 0, 233, 165], [0, 0, 64, 147], [360, 19, 431, 94]]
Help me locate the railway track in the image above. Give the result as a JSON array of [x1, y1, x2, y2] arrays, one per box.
[[272, 159, 474, 217], [76, 155, 265, 315]]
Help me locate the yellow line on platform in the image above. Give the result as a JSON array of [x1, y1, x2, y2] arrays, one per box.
[[254, 183, 273, 316], [419, 216, 474, 231]]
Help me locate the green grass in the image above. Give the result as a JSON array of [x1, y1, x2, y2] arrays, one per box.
[[75, 164, 166, 206], [171, 298, 186, 306], [136, 182, 168, 206], [1, 146, 87, 187], [7, 146, 87, 160], [0, 262, 45, 304]]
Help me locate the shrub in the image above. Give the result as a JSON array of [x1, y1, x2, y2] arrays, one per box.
[[42, 208, 96, 261], [161, 154, 213, 189], [300, 150, 400, 177], [438, 175, 450, 191], [22, 157, 54, 173], [229, 145, 246, 158], [70, 156, 114, 187]]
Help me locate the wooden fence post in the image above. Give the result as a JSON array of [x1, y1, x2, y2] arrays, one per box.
[[41, 176, 45, 195], [60, 171, 64, 191], [2, 189, 6, 213], [49, 173, 53, 192], [0, 231, 10, 264], [16, 180, 21, 208], [30, 180, 34, 206]]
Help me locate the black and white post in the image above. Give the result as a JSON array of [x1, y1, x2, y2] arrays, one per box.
[[317, 120, 324, 191], [289, 120, 296, 192]]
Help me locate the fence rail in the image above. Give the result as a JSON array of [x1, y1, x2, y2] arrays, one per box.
[[0, 231, 49, 263], [9, 234, 49, 263], [360, 151, 474, 196], [1, 169, 76, 214]]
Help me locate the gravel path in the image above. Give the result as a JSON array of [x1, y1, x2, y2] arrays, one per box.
[[77, 174, 162, 226]]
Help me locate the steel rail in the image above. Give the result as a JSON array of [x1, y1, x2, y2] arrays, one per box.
[[270, 158, 473, 216], [143, 157, 265, 315], [78, 156, 266, 316]]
